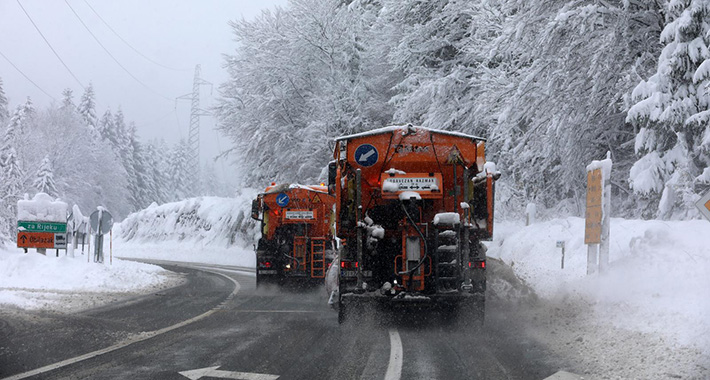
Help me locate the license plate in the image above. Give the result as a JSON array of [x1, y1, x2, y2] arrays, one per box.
[[341, 270, 356, 277], [341, 270, 372, 277], [259, 270, 277, 274]]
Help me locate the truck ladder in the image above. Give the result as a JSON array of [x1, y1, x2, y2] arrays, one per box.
[[292, 236, 308, 273], [310, 238, 326, 279]]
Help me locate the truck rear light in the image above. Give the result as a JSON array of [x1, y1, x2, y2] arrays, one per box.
[[260, 261, 272, 268], [341, 261, 358, 269], [469, 261, 485, 269]]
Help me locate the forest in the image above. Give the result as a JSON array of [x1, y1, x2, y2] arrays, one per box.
[[0, 0, 707, 243], [215, 0, 710, 220], [0, 80, 229, 242]]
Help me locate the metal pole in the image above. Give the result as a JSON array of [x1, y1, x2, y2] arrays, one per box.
[[561, 245, 565, 269], [110, 229, 113, 265], [462, 168, 471, 286], [355, 169, 363, 290], [599, 174, 611, 273], [453, 164, 458, 213], [587, 244, 597, 275]]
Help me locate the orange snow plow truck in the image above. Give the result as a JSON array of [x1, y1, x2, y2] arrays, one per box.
[[327, 124, 499, 324], [251, 184, 337, 286]]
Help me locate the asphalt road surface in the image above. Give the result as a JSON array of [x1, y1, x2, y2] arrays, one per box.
[[0, 260, 566, 380]]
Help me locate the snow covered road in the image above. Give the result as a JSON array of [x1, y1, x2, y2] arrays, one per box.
[[1, 260, 565, 380]]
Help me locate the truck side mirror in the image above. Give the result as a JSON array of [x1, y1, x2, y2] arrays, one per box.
[[328, 161, 337, 194], [251, 199, 262, 221]]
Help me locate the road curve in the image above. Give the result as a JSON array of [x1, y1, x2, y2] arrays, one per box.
[[0, 260, 563, 380]]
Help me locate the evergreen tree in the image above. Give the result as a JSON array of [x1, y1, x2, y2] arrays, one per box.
[[2, 147, 24, 202], [0, 106, 24, 167], [0, 77, 8, 124], [123, 123, 140, 209], [60, 88, 75, 111], [22, 96, 35, 119], [627, 0, 710, 219], [77, 83, 98, 130], [168, 139, 191, 200], [98, 109, 119, 149], [33, 155, 58, 197]]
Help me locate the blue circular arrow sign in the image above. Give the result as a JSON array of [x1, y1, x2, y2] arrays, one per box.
[[354, 144, 379, 167], [276, 193, 290, 207]]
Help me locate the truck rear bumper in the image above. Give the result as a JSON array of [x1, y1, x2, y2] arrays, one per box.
[[341, 291, 483, 310]]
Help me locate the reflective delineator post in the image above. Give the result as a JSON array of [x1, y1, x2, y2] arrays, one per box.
[[585, 153, 612, 275]]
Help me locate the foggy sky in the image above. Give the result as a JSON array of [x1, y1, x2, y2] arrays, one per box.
[[0, 0, 287, 171]]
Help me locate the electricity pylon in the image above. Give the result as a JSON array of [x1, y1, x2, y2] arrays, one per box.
[[177, 64, 212, 195]]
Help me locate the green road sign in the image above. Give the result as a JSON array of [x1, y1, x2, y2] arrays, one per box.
[[17, 221, 67, 233]]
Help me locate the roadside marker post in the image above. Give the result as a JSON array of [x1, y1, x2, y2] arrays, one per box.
[[557, 240, 565, 269], [585, 153, 612, 275]]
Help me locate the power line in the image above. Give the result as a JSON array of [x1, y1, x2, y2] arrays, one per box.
[[0, 49, 57, 101], [82, 0, 191, 72], [15, 0, 85, 89], [63, 0, 173, 102]]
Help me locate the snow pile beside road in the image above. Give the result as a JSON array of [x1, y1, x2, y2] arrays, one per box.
[[488, 217, 710, 378], [0, 248, 177, 311], [118, 192, 260, 247], [114, 192, 260, 267]]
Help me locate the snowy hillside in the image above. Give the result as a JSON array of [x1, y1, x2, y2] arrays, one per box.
[[488, 218, 710, 379], [114, 192, 260, 267]]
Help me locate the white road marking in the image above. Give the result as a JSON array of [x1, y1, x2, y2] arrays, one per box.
[[179, 365, 278, 380], [1, 269, 240, 380], [384, 329, 403, 380]]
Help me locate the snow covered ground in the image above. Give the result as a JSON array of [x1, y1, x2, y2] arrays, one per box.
[[0, 195, 259, 312], [488, 217, 710, 379], [0, 248, 182, 312], [2, 192, 709, 378]]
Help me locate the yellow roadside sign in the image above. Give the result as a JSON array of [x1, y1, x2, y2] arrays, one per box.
[[585, 169, 602, 244]]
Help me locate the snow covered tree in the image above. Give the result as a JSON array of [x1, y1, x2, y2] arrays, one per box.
[[0, 106, 24, 167], [33, 155, 58, 197], [216, 0, 387, 185], [2, 147, 24, 203], [627, 0, 710, 219], [0, 77, 8, 124], [167, 139, 191, 200], [22, 97, 35, 119], [77, 83, 98, 131], [60, 88, 75, 111], [98, 109, 120, 149]]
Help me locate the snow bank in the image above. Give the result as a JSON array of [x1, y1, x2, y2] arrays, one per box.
[[0, 248, 173, 311], [17, 193, 67, 223], [118, 193, 259, 248], [114, 192, 260, 267], [488, 217, 710, 352]]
